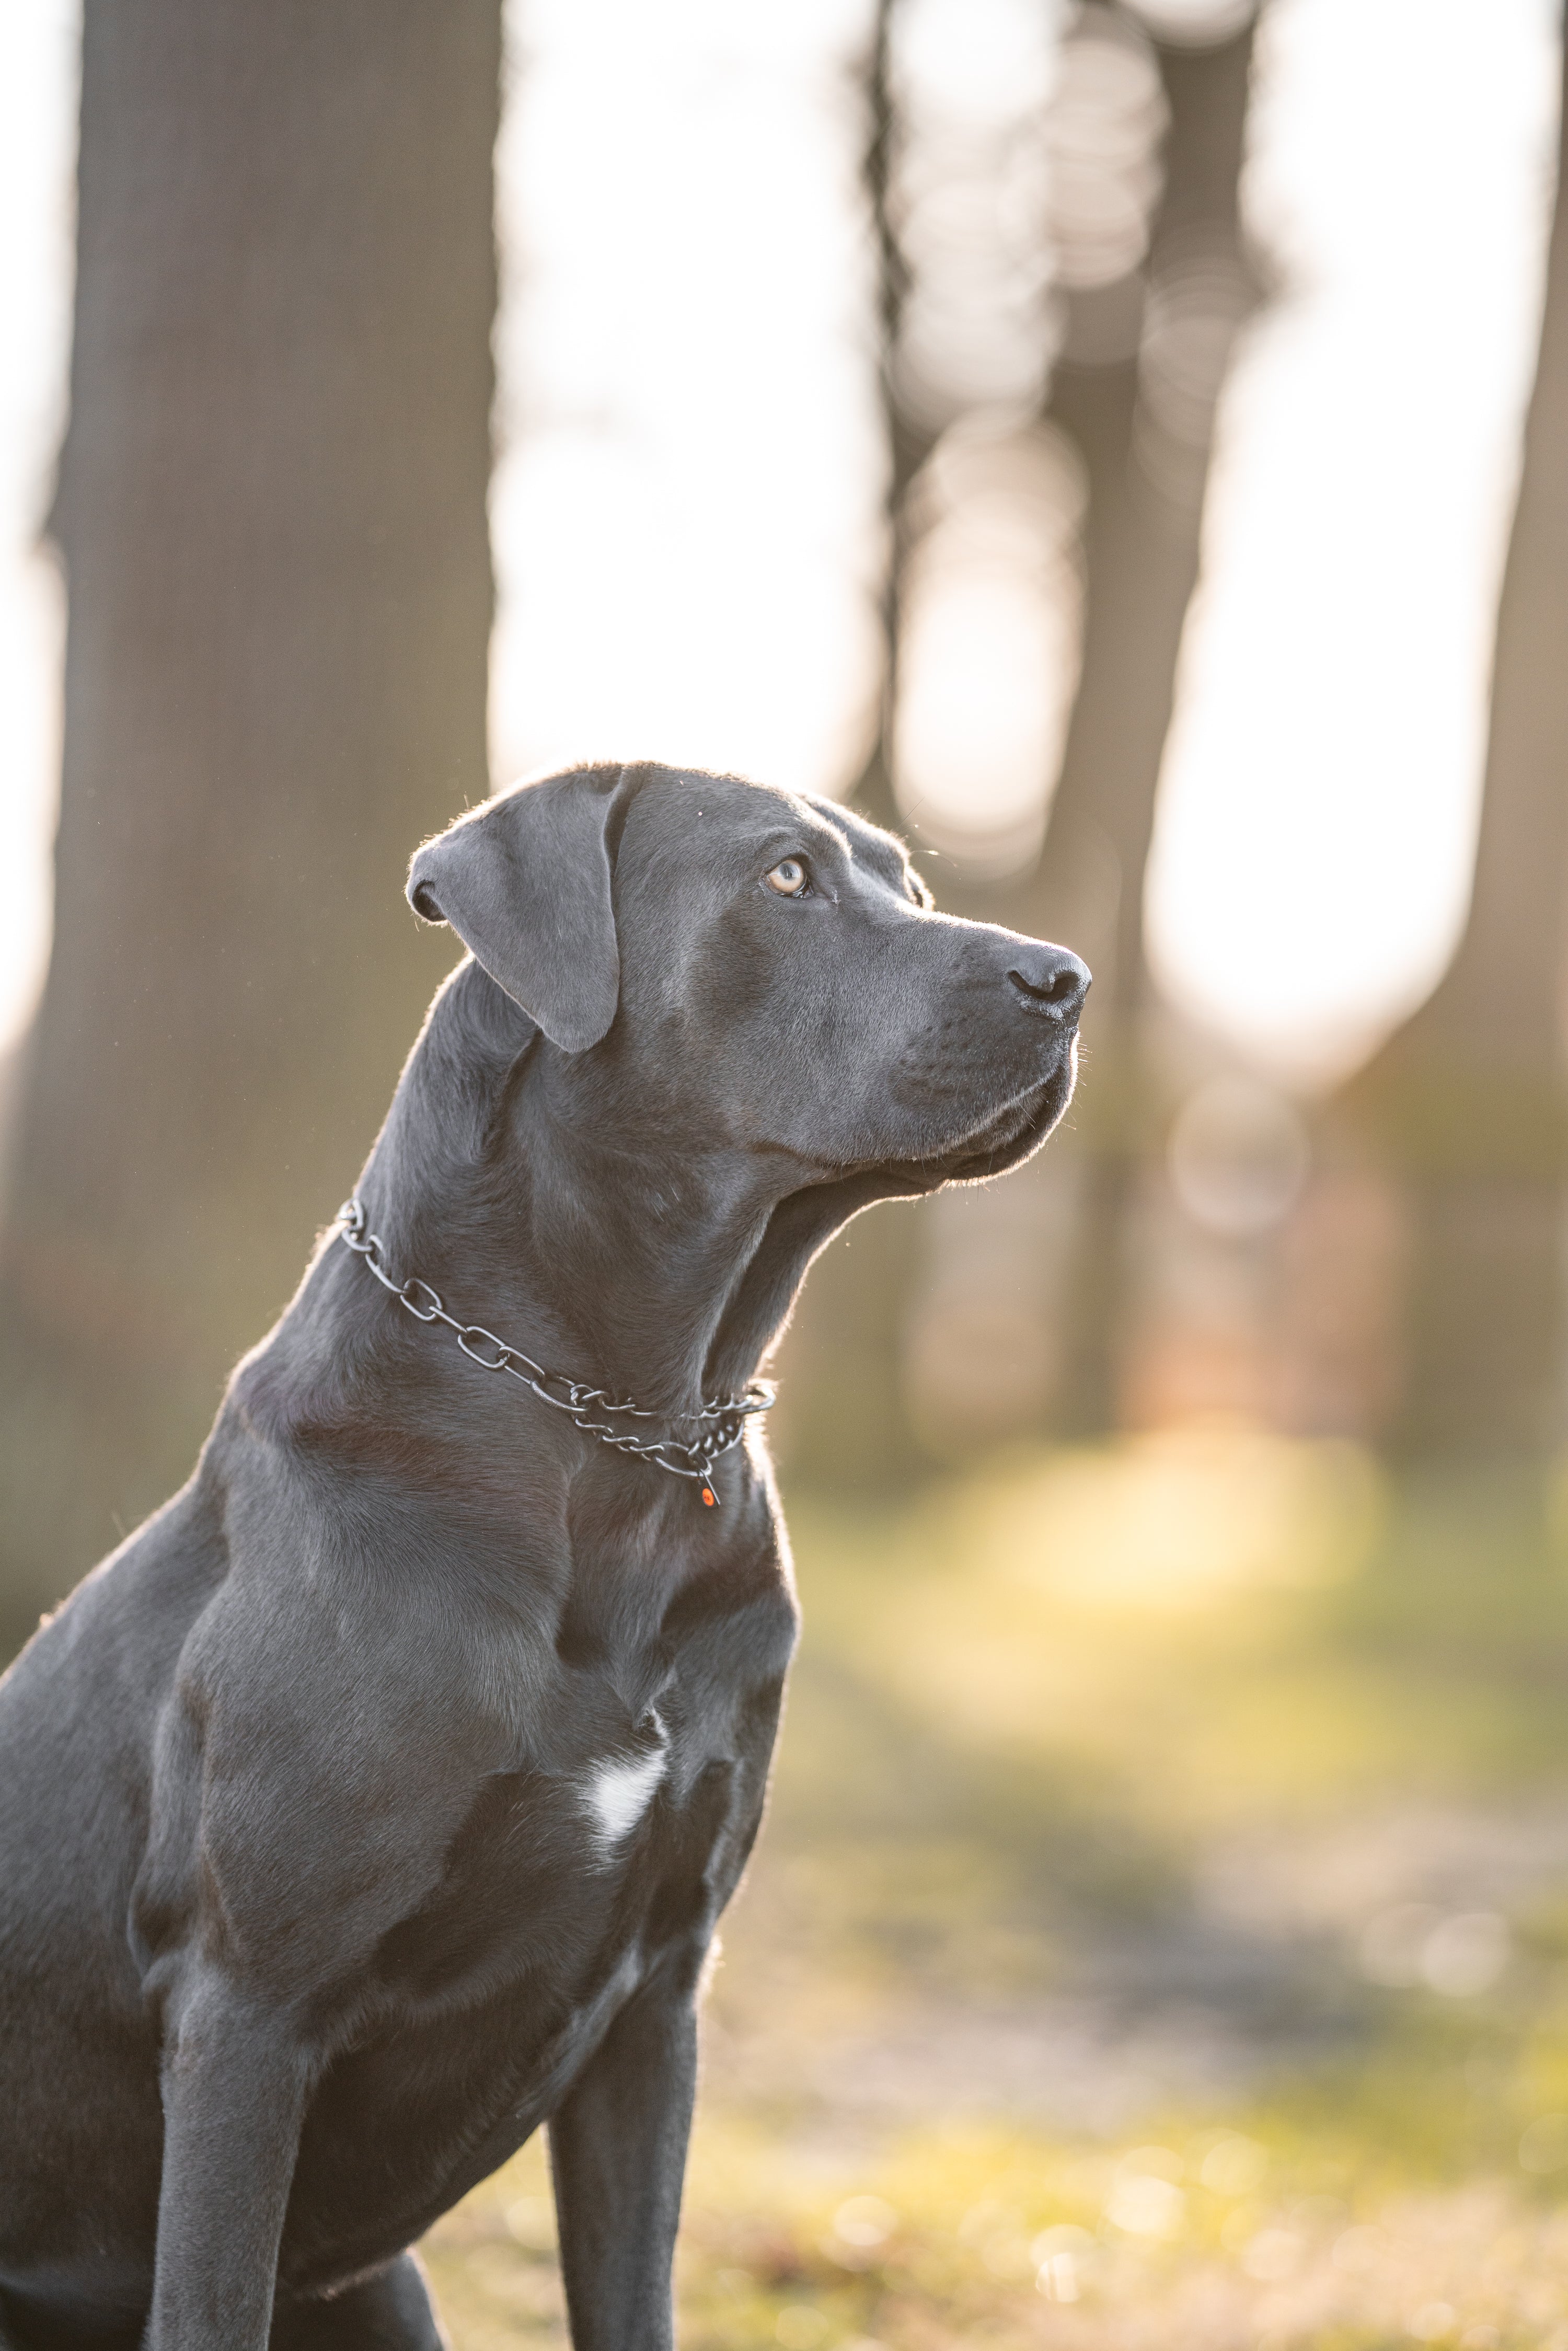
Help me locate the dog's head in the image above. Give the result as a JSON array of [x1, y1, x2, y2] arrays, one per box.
[[408, 762, 1087, 1190]]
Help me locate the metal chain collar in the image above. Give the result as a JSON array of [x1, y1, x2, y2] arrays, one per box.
[[336, 1197, 773, 1505]]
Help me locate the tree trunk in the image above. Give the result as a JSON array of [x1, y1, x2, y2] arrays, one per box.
[[1021, 15, 1261, 1436], [782, 0, 935, 1490], [1341, 16, 1568, 1459], [0, 0, 500, 1639], [852, 0, 927, 840]]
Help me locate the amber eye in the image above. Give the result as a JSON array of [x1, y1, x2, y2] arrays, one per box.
[[764, 857, 809, 897]]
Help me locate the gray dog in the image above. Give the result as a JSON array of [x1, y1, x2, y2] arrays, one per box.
[[0, 762, 1088, 2350]]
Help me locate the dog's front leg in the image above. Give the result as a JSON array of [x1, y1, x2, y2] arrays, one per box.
[[548, 1960, 702, 2351], [146, 1971, 312, 2351]]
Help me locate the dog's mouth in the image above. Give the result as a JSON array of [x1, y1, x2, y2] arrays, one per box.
[[937, 1039, 1078, 1182], [817, 1029, 1079, 1197], [719, 1031, 1080, 1375]]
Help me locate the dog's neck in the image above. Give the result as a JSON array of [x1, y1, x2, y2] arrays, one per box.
[[320, 959, 896, 1424], [477, 1104, 786, 1417]]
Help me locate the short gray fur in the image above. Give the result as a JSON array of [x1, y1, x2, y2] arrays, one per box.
[[0, 762, 1088, 2350]]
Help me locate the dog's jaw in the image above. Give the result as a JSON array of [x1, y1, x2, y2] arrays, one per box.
[[942, 1036, 1080, 1182]]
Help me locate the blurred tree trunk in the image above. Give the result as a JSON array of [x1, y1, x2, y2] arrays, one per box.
[[1340, 20, 1568, 1459], [850, 0, 923, 842], [787, 5, 1263, 1480], [0, 0, 499, 1640], [783, 0, 936, 1489], [1020, 11, 1261, 1436]]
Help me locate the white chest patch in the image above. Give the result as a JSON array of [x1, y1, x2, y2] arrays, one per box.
[[583, 1724, 667, 1846]]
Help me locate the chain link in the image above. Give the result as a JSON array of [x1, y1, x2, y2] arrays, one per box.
[[336, 1198, 773, 1499]]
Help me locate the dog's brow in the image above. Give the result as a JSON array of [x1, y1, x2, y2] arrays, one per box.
[[847, 831, 915, 893], [752, 817, 849, 863]]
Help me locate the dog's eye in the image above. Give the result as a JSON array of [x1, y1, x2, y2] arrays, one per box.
[[764, 858, 810, 898]]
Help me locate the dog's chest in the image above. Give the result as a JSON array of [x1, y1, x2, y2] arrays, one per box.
[[286, 1680, 774, 2274], [367, 1574, 783, 2015], [283, 1537, 797, 2276], [581, 1713, 669, 1844]]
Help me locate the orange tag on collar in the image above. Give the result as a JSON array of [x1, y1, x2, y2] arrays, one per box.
[[701, 1485, 717, 1506]]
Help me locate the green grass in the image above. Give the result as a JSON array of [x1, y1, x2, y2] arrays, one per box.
[[422, 1430, 1568, 2346]]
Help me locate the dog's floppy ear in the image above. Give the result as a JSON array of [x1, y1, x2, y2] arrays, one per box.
[[407, 765, 624, 1051]]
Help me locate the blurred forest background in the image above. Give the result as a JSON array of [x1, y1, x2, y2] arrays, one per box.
[[4, 0, 1568, 2343]]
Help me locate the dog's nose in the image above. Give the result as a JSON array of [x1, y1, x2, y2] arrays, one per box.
[[1007, 943, 1090, 1020]]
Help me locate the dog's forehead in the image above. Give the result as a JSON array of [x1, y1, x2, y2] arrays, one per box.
[[626, 767, 893, 874]]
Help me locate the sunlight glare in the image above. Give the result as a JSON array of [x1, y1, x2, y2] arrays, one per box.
[[490, 0, 884, 802], [0, 0, 74, 1057], [895, 417, 1083, 870], [1146, 0, 1561, 1079]]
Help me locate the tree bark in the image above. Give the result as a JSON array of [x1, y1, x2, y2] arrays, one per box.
[[0, 0, 500, 1637], [1341, 16, 1568, 1458]]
